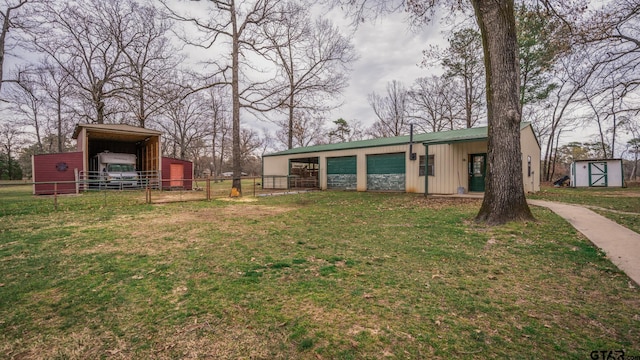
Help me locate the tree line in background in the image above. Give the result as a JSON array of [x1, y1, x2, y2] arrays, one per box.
[[0, 0, 639, 185], [0, 0, 358, 184]]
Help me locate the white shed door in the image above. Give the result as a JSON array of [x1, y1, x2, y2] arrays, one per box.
[[589, 162, 607, 187]]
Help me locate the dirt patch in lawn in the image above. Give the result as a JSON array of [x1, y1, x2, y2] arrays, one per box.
[[410, 196, 482, 210], [65, 204, 295, 256], [600, 191, 640, 197]]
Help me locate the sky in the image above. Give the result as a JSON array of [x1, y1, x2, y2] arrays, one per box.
[[325, 11, 446, 126]]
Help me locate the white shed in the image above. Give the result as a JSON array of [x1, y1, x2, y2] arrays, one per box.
[[570, 159, 624, 187]]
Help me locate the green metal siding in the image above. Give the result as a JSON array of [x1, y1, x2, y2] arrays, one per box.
[[327, 156, 357, 174], [366, 153, 405, 174]]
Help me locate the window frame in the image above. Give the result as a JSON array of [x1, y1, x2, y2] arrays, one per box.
[[419, 155, 435, 176]]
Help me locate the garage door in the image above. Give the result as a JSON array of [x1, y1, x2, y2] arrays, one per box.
[[366, 153, 406, 191], [327, 156, 357, 190]]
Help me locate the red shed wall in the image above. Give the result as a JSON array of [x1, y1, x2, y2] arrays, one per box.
[[161, 157, 193, 190], [33, 152, 84, 195]]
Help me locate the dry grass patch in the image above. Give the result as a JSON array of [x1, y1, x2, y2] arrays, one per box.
[[59, 203, 297, 257]]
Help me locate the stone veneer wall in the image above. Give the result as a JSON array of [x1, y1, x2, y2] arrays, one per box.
[[327, 174, 357, 190], [366, 174, 405, 191]]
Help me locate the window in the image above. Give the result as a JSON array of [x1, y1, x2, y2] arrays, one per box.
[[419, 155, 434, 176], [527, 156, 532, 177]]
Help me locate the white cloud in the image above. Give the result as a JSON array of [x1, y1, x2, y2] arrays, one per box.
[[330, 11, 445, 125]]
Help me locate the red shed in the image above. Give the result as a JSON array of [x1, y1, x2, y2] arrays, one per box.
[[32, 152, 84, 195], [161, 157, 193, 190]]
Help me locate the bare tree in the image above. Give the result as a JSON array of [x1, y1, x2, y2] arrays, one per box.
[[35, 60, 75, 153], [0, 120, 22, 179], [263, 2, 356, 149], [120, 1, 181, 128], [164, 0, 281, 196], [570, 0, 640, 160], [0, 0, 27, 94], [538, 48, 595, 181], [579, 0, 640, 96], [275, 110, 327, 148], [239, 127, 263, 165], [407, 75, 464, 133], [423, 27, 484, 128], [207, 86, 231, 177], [4, 70, 46, 152], [30, 0, 134, 124], [159, 91, 210, 160], [367, 80, 410, 138]]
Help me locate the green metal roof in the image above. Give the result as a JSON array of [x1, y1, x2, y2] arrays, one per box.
[[265, 123, 532, 157]]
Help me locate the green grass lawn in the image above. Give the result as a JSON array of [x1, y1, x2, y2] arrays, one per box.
[[1, 190, 639, 359]]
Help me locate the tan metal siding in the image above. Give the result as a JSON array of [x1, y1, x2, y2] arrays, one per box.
[[520, 125, 541, 192], [263, 126, 539, 194], [263, 156, 289, 176], [427, 141, 486, 194]]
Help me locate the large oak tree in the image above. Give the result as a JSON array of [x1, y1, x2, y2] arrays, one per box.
[[340, 0, 535, 224]]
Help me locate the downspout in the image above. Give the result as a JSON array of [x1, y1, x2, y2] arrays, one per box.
[[287, 159, 291, 190], [409, 124, 417, 161], [424, 143, 428, 197]]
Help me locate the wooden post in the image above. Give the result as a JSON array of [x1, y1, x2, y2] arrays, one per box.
[[54, 182, 58, 210], [206, 176, 211, 201], [74, 168, 79, 194], [253, 177, 256, 197]]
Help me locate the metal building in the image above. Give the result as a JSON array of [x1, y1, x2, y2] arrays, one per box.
[[32, 124, 193, 194], [262, 123, 541, 195]]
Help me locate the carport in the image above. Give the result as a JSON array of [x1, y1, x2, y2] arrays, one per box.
[[72, 124, 162, 187]]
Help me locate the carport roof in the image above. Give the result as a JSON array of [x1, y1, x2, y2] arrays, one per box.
[[72, 123, 162, 142], [265, 123, 532, 157]]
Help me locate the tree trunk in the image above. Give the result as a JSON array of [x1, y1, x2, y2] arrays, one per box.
[[0, 7, 9, 95], [464, 77, 472, 128], [230, 0, 242, 196], [57, 88, 63, 152], [472, 0, 534, 225], [288, 89, 294, 149]]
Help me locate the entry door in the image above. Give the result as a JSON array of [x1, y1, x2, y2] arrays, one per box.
[[589, 162, 607, 187], [170, 163, 184, 187], [469, 154, 486, 192]]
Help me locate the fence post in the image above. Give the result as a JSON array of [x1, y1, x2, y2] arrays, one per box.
[[54, 182, 58, 210], [74, 168, 79, 194], [253, 177, 256, 197], [206, 176, 211, 200]]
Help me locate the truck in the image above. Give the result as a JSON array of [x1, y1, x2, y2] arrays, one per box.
[[91, 151, 139, 189]]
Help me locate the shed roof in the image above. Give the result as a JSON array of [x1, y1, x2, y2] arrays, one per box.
[[572, 158, 623, 163], [72, 123, 162, 141], [265, 123, 533, 157]]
